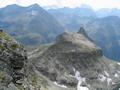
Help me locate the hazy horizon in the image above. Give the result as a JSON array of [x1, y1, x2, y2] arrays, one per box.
[[0, 0, 120, 10]]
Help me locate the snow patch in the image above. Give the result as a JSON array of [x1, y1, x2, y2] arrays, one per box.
[[75, 71, 86, 84], [73, 67, 76, 73], [104, 71, 109, 77], [54, 82, 67, 88], [29, 85, 35, 90], [77, 84, 89, 90], [107, 78, 112, 85], [98, 74, 112, 85], [73, 68, 89, 90], [117, 63, 120, 65], [77, 76, 89, 90], [115, 73, 119, 78], [112, 82, 116, 85], [98, 74, 106, 82]]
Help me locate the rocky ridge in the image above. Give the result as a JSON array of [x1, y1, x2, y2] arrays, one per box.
[[32, 28, 120, 90], [0, 30, 28, 89], [0, 28, 120, 90]]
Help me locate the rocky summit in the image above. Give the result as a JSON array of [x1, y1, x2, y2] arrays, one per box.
[[0, 28, 120, 90], [30, 28, 120, 90]]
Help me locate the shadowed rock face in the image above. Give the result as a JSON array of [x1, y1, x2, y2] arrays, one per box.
[[56, 31, 102, 55], [0, 30, 27, 89], [34, 29, 120, 90]]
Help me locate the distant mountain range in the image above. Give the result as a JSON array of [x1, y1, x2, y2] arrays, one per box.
[[48, 6, 120, 31], [96, 8, 120, 18], [48, 7, 120, 61], [1, 4, 120, 61], [0, 4, 64, 45], [85, 16, 120, 60], [48, 7, 97, 31]]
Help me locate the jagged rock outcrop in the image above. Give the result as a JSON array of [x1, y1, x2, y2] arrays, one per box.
[[31, 28, 120, 90], [78, 27, 94, 42], [0, 30, 28, 89]]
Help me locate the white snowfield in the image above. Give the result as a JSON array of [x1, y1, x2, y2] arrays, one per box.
[[54, 82, 67, 88], [117, 63, 120, 65], [77, 81, 89, 90], [98, 71, 112, 85], [73, 68, 89, 90], [98, 74, 106, 82], [114, 73, 119, 78], [107, 78, 112, 85], [104, 71, 109, 77], [44, 63, 118, 90]]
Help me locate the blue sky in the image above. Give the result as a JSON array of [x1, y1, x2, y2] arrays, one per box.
[[0, 0, 120, 10]]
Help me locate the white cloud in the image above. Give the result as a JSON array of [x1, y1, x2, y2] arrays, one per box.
[[0, 0, 17, 7], [0, 0, 120, 10]]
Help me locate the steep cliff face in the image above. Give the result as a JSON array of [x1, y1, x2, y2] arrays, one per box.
[[31, 29, 120, 90], [0, 30, 28, 89]]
